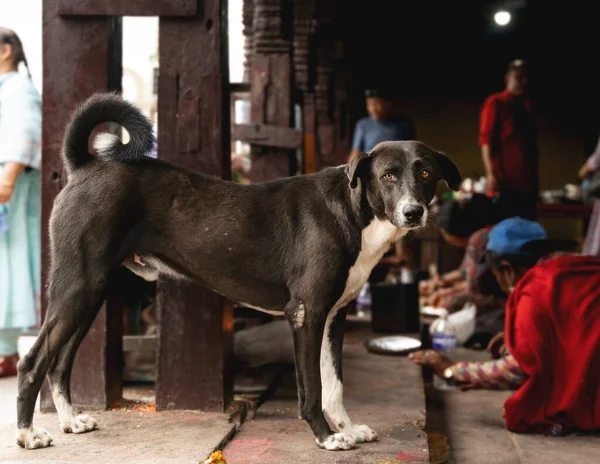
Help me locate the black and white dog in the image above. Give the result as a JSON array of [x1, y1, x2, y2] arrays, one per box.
[[16, 94, 461, 451]]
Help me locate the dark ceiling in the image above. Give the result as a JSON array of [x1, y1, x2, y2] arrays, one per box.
[[338, 0, 595, 101], [335, 0, 598, 144]]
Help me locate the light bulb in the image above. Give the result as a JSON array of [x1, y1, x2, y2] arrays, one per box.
[[494, 10, 511, 26]]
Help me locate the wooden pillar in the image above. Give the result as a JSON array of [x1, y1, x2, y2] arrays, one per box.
[[156, 0, 234, 411], [40, 1, 123, 411], [314, 1, 337, 168], [332, 59, 351, 166], [242, 0, 255, 82], [247, 0, 295, 182], [294, 0, 317, 174]]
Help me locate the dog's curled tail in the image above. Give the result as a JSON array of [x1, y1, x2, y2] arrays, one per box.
[[62, 92, 154, 173]]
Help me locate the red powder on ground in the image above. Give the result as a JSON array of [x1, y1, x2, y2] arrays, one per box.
[[112, 400, 156, 412], [395, 450, 421, 461]]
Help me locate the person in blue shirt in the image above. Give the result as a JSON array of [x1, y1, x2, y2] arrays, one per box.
[[348, 88, 417, 162]]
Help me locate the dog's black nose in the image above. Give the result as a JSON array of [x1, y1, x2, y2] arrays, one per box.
[[403, 204, 424, 222]]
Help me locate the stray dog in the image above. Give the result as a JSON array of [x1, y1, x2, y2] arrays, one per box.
[[16, 93, 461, 451]]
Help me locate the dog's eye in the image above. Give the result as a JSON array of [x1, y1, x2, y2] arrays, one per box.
[[383, 172, 396, 181], [420, 170, 431, 179]]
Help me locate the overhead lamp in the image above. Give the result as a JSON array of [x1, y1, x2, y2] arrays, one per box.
[[494, 10, 511, 26]]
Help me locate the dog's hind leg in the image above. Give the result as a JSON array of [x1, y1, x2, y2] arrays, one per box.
[[16, 265, 108, 449], [321, 305, 377, 443], [46, 303, 103, 435], [284, 299, 356, 451]]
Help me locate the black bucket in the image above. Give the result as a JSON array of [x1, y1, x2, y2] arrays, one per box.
[[370, 281, 420, 334]]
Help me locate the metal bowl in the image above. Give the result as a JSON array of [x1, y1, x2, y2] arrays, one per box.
[[364, 335, 422, 356]]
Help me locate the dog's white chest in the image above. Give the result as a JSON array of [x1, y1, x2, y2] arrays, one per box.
[[334, 219, 403, 309]]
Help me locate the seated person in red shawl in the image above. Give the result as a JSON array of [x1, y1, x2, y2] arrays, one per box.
[[410, 218, 600, 435]]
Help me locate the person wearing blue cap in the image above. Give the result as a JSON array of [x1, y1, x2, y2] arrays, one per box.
[[347, 88, 416, 163], [410, 218, 600, 435], [481, 216, 551, 293]]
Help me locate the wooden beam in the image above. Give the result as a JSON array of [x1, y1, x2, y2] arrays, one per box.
[[156, 0, 234, 412], [41, 2, 122, 411], [232, 123, 302, 149], [57, 0, 197, 17], [230, 82, 251, 94]]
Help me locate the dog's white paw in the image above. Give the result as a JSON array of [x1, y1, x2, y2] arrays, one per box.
[[62, 414, 98, 434], [317, 432, 356, 451], [16, 426, 54, 449], [345, 424, 378, 443]]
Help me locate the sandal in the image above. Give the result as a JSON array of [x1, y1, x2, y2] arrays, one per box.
[[0, 353, 18, 377]]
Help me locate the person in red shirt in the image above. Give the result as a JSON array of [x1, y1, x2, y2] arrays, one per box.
[[479, 60, 539, 220]]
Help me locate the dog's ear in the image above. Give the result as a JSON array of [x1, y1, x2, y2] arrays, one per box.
[[435, 151, 462, 191], [346, 152, 371, 189]]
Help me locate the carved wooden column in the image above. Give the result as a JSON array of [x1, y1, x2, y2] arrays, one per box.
[[245, 0, 298, 182], [314, 0, 336, 168], [294, 0, 317, 173], [333, 71, 351, 165], [332, 40, 351, 167], [242, 0, 255, 82]]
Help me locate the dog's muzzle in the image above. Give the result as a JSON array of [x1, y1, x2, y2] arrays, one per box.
[[402, 204, 424, 223], [397, 203, 427, 228]]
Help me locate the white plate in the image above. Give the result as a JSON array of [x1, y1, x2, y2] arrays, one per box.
[[364, 336, 422, 355], [420, 306, 448, 317]]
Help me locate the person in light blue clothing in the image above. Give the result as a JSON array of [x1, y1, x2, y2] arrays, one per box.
[[0, 28, 41, 377], [348, 88, 417, 162]]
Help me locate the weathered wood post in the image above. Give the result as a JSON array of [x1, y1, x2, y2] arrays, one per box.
[[41, 0, 124, 411], [156, 0, 234, 411]]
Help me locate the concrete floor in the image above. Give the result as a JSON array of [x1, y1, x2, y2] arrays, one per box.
[[0, 324, 429, 464], [0, 374, 234, 464], [426, 349, 600, 464], [223, 328, 430, 464], [5, 325, 599, 463]]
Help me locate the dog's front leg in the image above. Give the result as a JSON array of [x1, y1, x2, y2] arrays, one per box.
[[321, 306, 378, 443], [284, 300, 356, 451]]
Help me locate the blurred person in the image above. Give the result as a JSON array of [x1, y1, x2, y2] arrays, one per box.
[[479, 60, 539, 220], [348, 88, 416, 163], [421, 195, 506, 340], [410, 219, 598, 435], [579, 135, 600, 257], [0, 28, 41, 377], [420, 195, 494, 299]]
